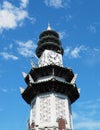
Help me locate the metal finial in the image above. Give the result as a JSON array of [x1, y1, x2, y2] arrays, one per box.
[[47, 23, 52, 30]]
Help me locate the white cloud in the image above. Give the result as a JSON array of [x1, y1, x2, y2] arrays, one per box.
[[0, 52, 18, 60], [64, 45, 87, 58], [88, 24, 96, 34], [4, 44, 13, 51], [0, 0, 28, 32], [71, 46, 86, 58], [87, 23, 100, 34], [20, 0, 29, 8], [17, 40, 37, 57], [58, 31, 66, 39], [44, 0, 69, 8], [64, 45, 100, 65], [28, 16, 36, 24]]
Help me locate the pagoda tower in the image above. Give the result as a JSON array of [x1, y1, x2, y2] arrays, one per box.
[[20, 25, 80, 130]]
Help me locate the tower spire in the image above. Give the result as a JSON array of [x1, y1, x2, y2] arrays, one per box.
[[47, 23, 52, 30], [36, 24, 63, 58]]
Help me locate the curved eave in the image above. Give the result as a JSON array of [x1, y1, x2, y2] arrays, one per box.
[[25, 65, 74, 83], [39, 30, 59, 39], [21, 79, 79, 104], [38, 36, 61, 46], [36, 42, 64, 57]]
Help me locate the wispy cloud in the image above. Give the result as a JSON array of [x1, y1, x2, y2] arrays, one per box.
[[87, 22, 100, 34], [73, 99, 100, 130], [65, 14, 72, 22], [64, 45, 87, 58], [0, 88, 17, 93], [58, 31, 66, 39], [88, 24, 96, 34], [3, 44, 13, 51], [0, 52, 18, 60], [64, 45, 100, 65], [20, 0, 29, 8], [44, 0, 70, 9], [0, 0, 29, 32], [17, 40, 37, 57]]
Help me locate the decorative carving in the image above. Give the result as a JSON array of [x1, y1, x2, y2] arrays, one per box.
[[38, 50, 63, 67]]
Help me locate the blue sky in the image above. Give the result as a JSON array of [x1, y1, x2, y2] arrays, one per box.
[[0, 0, 100, 130]]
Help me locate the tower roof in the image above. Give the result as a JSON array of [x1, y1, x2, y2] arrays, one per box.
[[21, 78, 79, 104], [24, 65, 74, 83], [36, 25, 64, 58]]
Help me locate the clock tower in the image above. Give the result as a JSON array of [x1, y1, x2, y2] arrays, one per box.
[[20, 25, 80, 130]]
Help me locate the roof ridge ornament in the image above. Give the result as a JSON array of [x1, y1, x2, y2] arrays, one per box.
[[47, 23, 52, 30]]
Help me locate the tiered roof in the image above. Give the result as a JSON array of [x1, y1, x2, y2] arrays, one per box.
[[22, 65, 79, 104], [36, 26, 63, 57], [21, 26, 80, 105]]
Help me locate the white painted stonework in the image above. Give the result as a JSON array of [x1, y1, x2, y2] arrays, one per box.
[[29, 93, 73, 130], [28, 49, 74, 130], [38, 50, 63, 67]]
